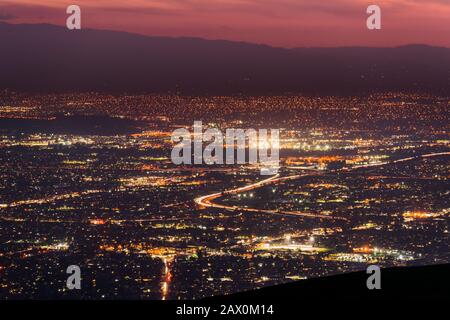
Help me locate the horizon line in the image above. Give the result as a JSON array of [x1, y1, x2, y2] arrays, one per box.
[[1, 21, 449, 50]]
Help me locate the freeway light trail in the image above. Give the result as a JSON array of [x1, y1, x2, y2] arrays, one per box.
[[194, 152, 450, 221], [195, 172, 346, 220]]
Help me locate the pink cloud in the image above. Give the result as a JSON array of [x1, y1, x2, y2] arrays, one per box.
[[1, 0, 449, 47]]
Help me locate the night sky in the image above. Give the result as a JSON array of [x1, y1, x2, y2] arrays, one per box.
[[1, 0, 449, 47]]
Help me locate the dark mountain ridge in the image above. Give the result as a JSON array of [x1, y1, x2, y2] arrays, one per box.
[[0, 22, 449, 95]]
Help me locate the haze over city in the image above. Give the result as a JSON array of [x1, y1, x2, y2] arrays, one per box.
[[0, 0, 448, 304]]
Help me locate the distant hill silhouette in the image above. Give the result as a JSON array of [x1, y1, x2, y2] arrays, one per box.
[[0, 22, 449, 95], [0, 115, 143, 135], [204, 263, 450, 302]]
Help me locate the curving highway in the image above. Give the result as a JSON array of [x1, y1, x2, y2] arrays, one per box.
[[194, 151, 449, 221]]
